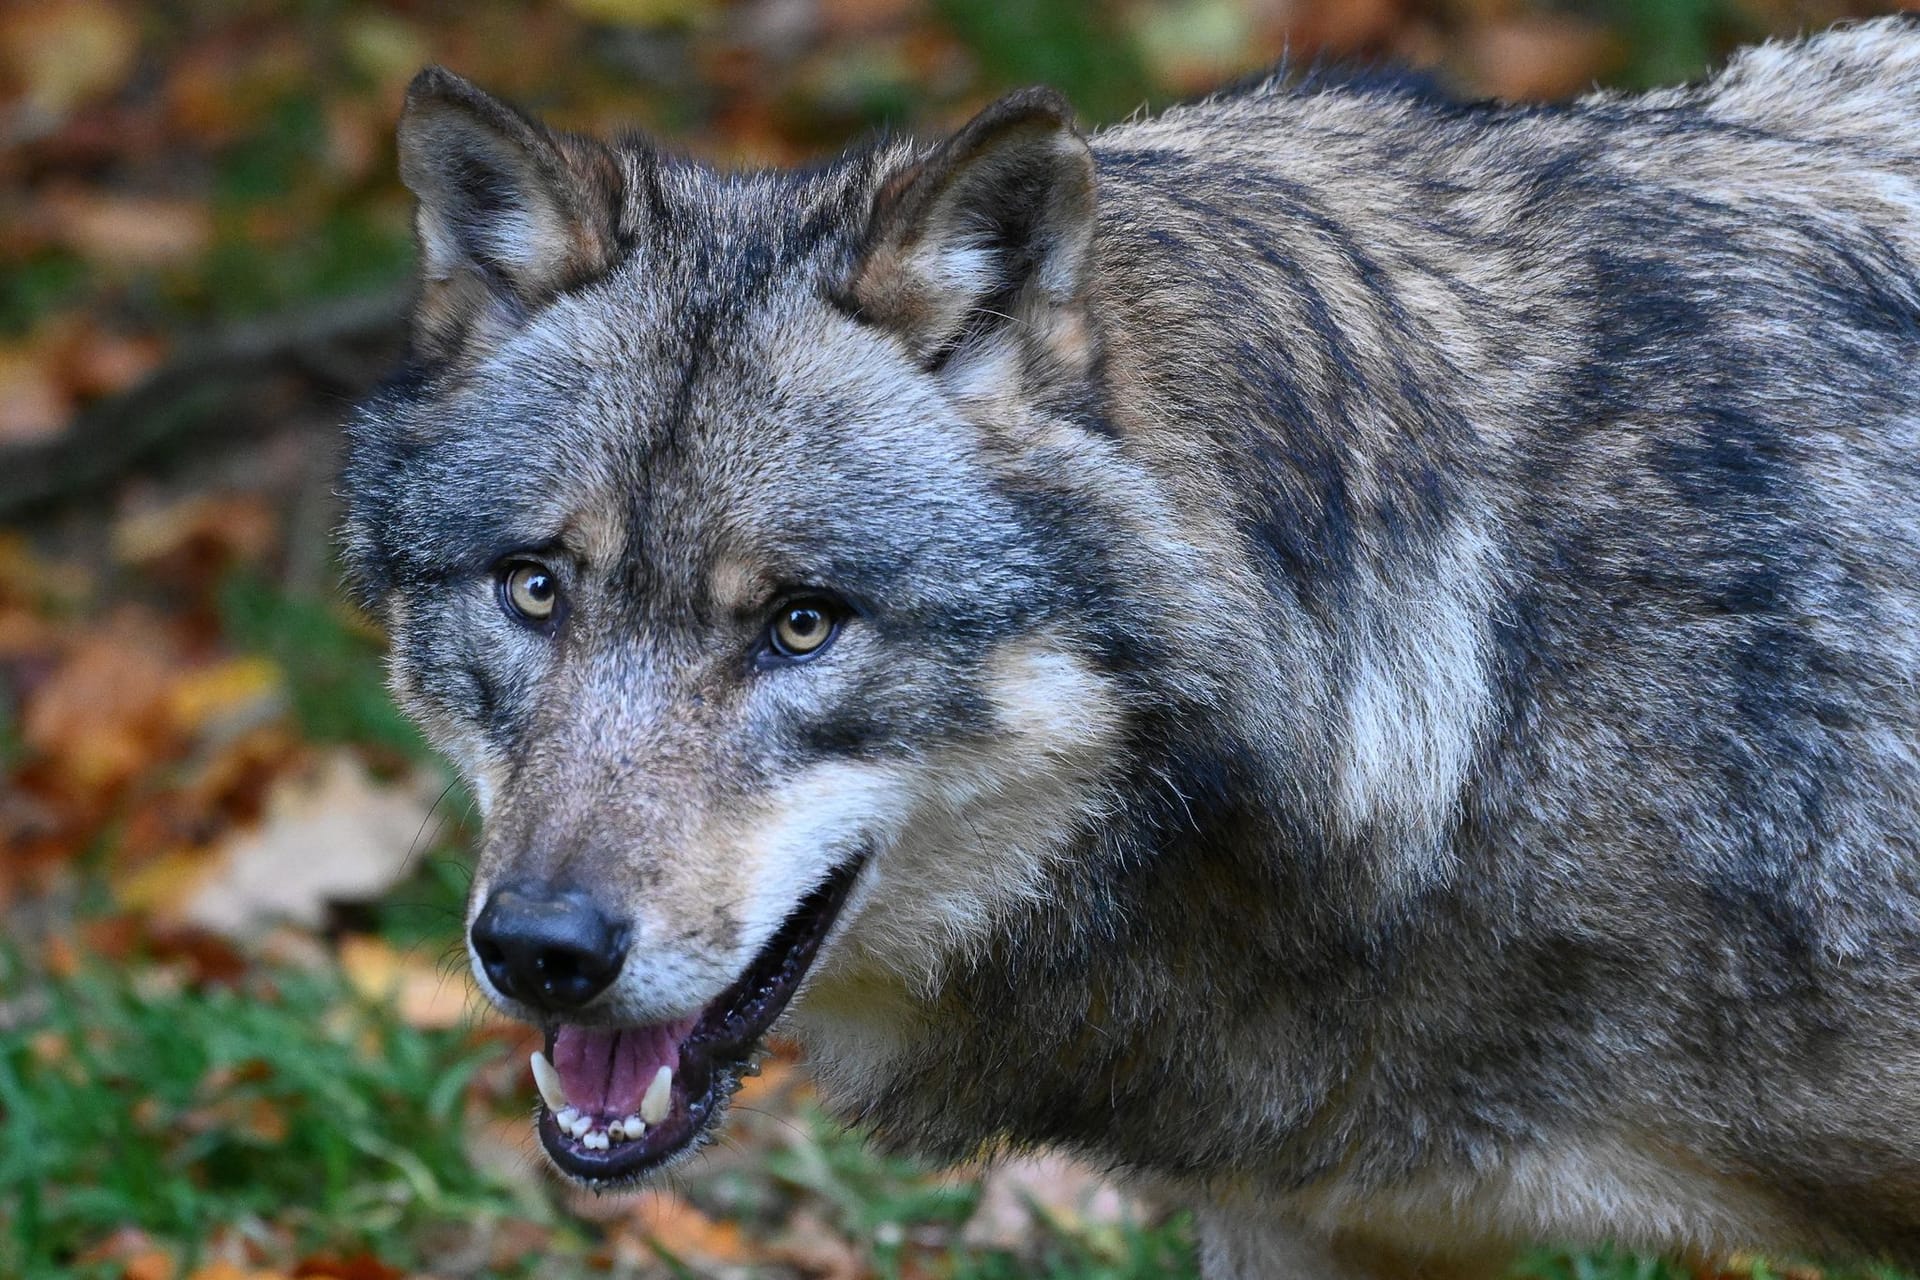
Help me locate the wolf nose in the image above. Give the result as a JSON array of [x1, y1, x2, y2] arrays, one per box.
[[470, 884, 627, 1011]]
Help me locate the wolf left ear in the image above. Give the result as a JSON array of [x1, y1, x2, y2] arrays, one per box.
[[397, 68, 628, 361], [850, 88, 1097, 379]]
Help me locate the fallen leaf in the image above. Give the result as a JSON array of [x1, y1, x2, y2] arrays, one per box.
[[73, 1225, 175, 1280], [959, 1153, 1151, 1252], [1462, 16, 1619, 101], [177, 751, 440, 936], [290, 1253, 405, 1280], [57, 324, 165, 399], [0, 343, 74, 445], [765, 1209, 864, 1280], [21, 610, 182, 797], [184, 1263, 290, 1280], [0, 533, 94, 612], [113, 847, 221, 919], [39, 190, 214, 270], [617, 1190, 757, 1264], [0, 0, 138, 122], [338, 933, 482, 1029], [164, 657, 286, 742]]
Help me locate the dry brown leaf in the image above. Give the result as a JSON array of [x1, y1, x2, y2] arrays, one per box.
[[0, 343, 75, 445], [164, 657, 286, 742], [177, 751, 439, 935], [1283, 0, 1405, 58], [766, 1209, 865, 1280], [619, 1189, 758, 1264], [338, 933, 482, 1030], [113, 493, 278, 572], [0, 533, 94, 612], [1462, 16, 1619, 101], [290, 1253, 405, 1280], [72, 1226, 176, 1280], [39, 191, 213, 270], [184, 1263, 291, 1280], [820, 0, 919, 35], [0, 0, 138, 121], [57, 324, 165, 399], [112, 847, 223, 919], [21, 611, 182, 797], [959, 1153, 1150, 1252]]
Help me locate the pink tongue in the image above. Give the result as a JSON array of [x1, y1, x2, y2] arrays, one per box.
[[552, 1018, 699, 1117]]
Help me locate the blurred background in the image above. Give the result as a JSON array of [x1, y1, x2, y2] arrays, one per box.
[[0, 1, 1912, 1277]]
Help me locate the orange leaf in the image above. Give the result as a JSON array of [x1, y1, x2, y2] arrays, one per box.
[[21, 611, 182, 797], [338, 933, 480, 1030], [626, 1190, 756, 1264], [292, 1255, 405, 1280], [0, 0, 138, 120]]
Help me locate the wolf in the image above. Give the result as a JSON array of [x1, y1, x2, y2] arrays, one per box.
[[343, 17, 1920, 1277]]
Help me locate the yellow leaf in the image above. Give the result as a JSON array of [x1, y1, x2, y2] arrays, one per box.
[[113, 847, 220, 918], [165, 657, 286, 740], [0, 0, 138, 120], [339, 934, 481, 1030]]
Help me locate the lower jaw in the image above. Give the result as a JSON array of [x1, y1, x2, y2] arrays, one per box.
[[534, 1053, 729, 1182], [530, 854, 868, 1183]]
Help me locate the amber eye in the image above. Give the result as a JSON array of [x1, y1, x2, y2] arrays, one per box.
[[769, 600, 838, 659], [500, 562, 560, 623]]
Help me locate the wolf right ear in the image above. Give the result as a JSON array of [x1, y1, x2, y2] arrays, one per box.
[[397, 68, 629, 361], [849, 88, 1097, 382]]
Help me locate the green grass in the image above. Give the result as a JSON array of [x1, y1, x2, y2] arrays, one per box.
[[0, 956, 537, 1279], [0, 935, 1201, 1278]]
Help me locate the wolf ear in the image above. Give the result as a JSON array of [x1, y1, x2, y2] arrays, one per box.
[[397, 68, 628, 360], [850, 88, 1097, 379]]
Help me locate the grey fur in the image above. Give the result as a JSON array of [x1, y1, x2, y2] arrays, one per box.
[[345, 20, 1920, 1275]]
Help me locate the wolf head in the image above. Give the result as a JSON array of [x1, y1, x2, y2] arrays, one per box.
[[343, 68, 1207, 1183]]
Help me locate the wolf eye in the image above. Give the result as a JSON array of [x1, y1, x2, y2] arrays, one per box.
[[499, 562, 560, 624], [768, 599, 840, 660]]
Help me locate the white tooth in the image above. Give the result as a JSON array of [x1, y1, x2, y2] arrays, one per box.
[[567, 1112, 592, 1139], [622, 1115, 646, 1140], [584, 1131, 609, 1151], [530, 1051, 568, 1113], [640, 1065, 672, 1125], [555, 1106, 581, 1130]]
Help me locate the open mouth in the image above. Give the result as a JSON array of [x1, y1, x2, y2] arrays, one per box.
[[525, 857, 864, 1183]]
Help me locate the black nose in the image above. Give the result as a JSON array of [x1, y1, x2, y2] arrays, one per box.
[[470, 884, 627, 1011]]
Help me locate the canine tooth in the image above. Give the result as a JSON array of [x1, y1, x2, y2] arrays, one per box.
[[641, 1065, 672, 1125], [530, 1051, 568, 1112], [621, 1115, 646, 1139]]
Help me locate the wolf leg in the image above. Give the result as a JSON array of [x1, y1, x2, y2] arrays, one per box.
[[1196, 1208, 1509, 1280]]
